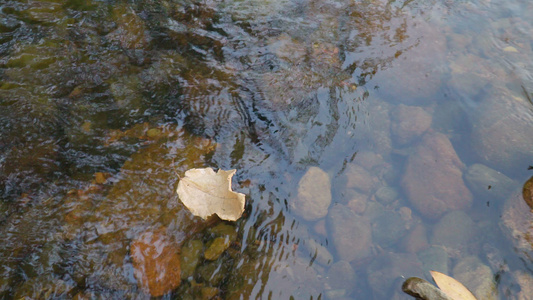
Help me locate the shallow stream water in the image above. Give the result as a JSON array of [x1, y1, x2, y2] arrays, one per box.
[[0, 0, 532, 298]]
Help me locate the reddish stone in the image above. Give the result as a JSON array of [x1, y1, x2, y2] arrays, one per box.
[[131, 231, 181, 297], [401, 224, 429, 254], [401, 133, 473, 219]]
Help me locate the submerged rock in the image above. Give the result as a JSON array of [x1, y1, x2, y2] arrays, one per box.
[[465, 164, 518, 201], [374, 20, 448, 105], [452, 256, 497, 300], [196, 258, 233, 287], [13, 276, 74, 299], [327, 204, 372, 263], [353, 151, 386, 173], [402, 133, 473, 219], [291, 167, 332, 221], [304, 239, 333, 266], [512, 270, 533, 300], [326, 260, 356, 294], [131, 231, 181, 297], [107, 4, 151, 49], [256, 254, 323, 299], [417, 246, 449, 275], [401, 224, 429, 254], [356, 100, 393, 156], [204, 237, 231, 261], [344, 189, 368, 215], [375, 186, 399, 205], [371, 210, 408, 248], [180, 239, 203, 280], [343, 163, 378, 194], [391, 104, 432, 146], [367, 253, 424, 299], [500, 190, 533, 263], [431, 211, 476, 254], [201, 286, 220, 299], [448, 54, 493, 98], [470, 87, 533, 174]]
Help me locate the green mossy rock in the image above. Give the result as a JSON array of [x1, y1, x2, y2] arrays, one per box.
[[204, 237, 231, 261], [208, 223, 239, 242], [13, 276, 73, 299], [180, 239, 204, 280]]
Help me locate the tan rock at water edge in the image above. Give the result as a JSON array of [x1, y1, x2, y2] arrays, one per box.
[[500, 191, 533, 263], [131, 231, 181, 297], [402, 133, 473, 219], [512, 270, 533, 300], [291, 167, 332, 221]]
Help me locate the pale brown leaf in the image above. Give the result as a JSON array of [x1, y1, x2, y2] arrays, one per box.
[[176, 168, 246, 221], [430, 270, 478, 300]]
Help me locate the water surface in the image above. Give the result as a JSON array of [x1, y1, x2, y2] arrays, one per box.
[[0, 0, 532, 298]]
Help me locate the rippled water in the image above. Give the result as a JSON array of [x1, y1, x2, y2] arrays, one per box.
[[0, 0, 532, 298]]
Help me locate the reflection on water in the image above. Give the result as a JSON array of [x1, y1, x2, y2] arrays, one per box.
[[0, 0, 532, 298]]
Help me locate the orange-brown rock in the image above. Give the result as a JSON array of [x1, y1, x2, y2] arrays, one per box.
[[401, 133, 473, 219], [402, 224, 429, 254], [131, 231, 181, 297]]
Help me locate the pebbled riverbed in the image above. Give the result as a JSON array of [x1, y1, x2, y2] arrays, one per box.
[[0, 0, 532, 298]]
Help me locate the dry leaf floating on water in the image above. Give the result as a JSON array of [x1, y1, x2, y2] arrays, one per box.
[[176, 168, 246, 221], [430, 270, 478, 300]]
